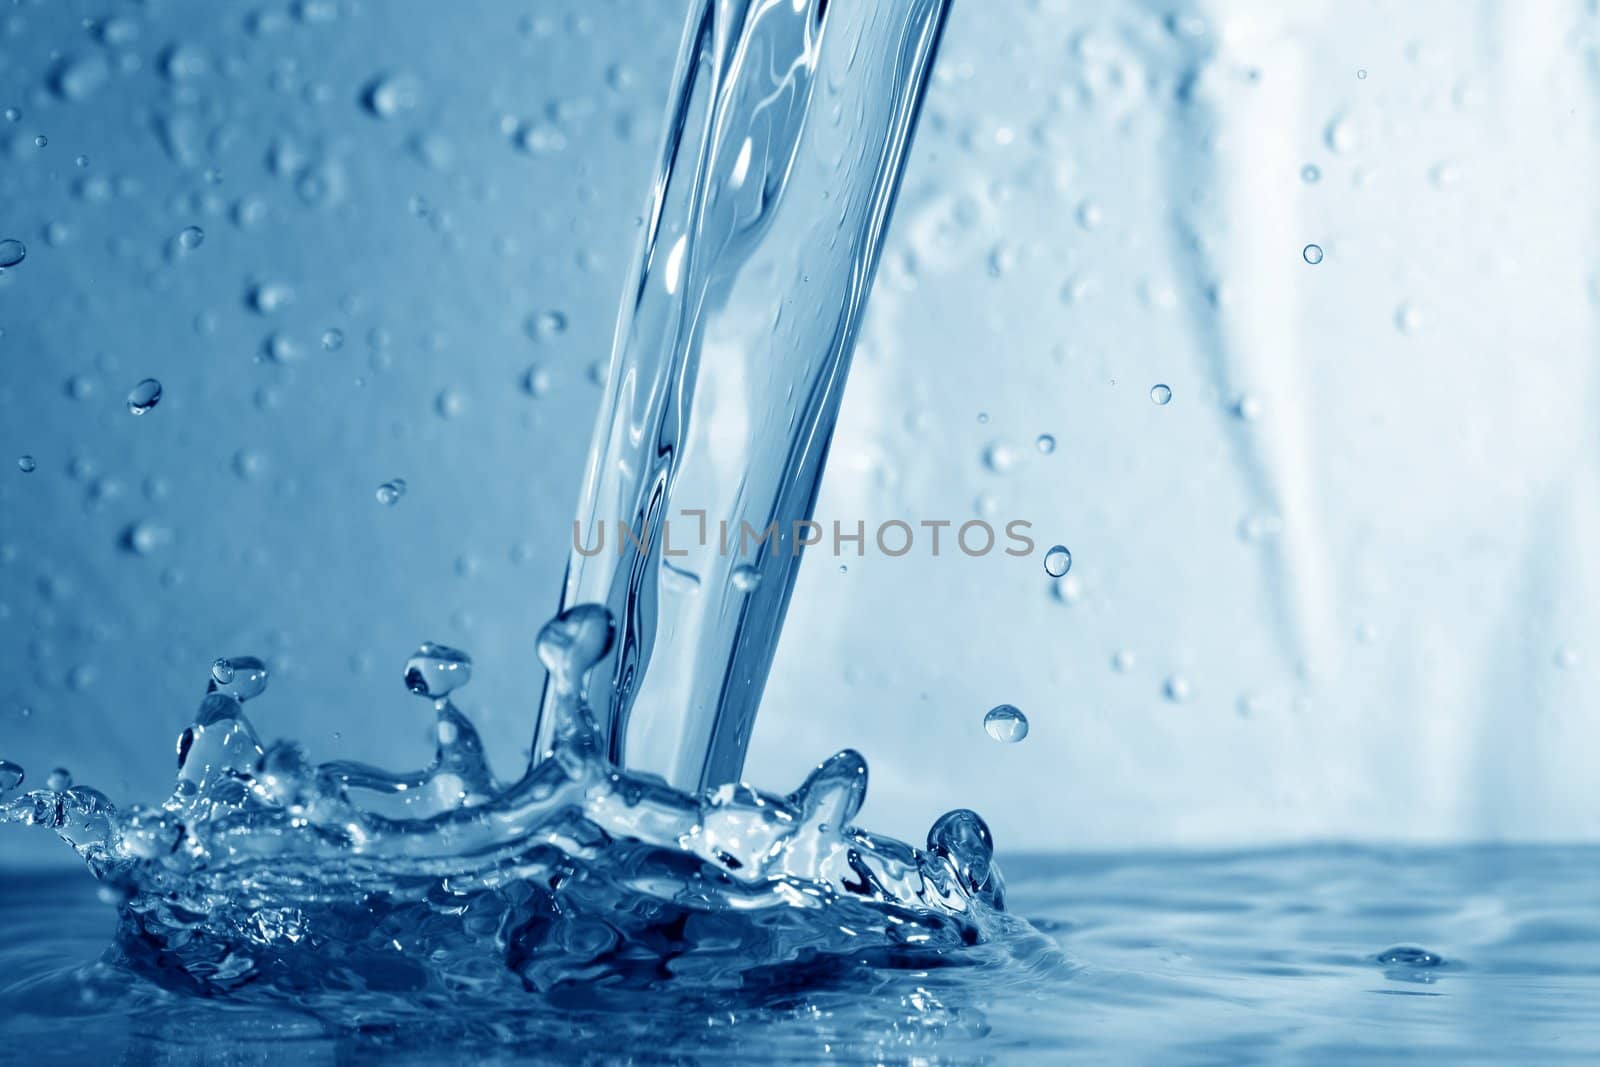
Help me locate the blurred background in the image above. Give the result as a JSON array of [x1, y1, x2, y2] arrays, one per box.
[[2, 0, 1596, 867]]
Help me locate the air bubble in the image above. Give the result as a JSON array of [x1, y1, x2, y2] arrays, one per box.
[[731, 564, 761, 593], [522, 364, 552, 397], [1163, 675, 1192, 703], [1303, 244, 1324, 265], [1043, 545, 1072, 578], [983, 704, 1029, 743], [127, 378, 163, 415], [17, 455, 35, 473], [321, 328, 344, 351], [176, 226, 205, 250], [376, 479, 407, 505], [1036, 433, 1056, 454], [1150, 383, 1172, 405], [1301, 164, 1321, 184]]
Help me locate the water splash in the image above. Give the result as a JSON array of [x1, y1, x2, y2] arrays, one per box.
[[1, 604, 1015, 1009]]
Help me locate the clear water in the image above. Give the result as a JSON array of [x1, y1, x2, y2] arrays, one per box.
[[4, 847, 1599, 1062]]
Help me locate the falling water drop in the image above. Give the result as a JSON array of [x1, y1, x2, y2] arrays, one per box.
[[376, 479, 407, 505], [46, 767, 73, 791], [0, 760, 22, 792], [0, 239, 25, 269], [983, 704, 1029, 743], [1150, 383, 1172, 405], [1043, 545, 1072, 578], [17, 455, 36, 473], [127, 378, 163, 415], [176, 225, 205, 250]]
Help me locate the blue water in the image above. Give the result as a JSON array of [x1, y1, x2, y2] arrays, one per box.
[[4, 847, 1599, 1062]]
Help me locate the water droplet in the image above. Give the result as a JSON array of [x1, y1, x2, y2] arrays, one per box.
[[321, 327, 344, 351], [1301, 164, 1321, 184], [1302, 243, 1324, 265], [249, 282, 294, 315], [983, 704, 1029, 743], [731, 564, 761, 592], [1043, 545, 1072, 578], [522, 364, 552, 398], [2, 107, 18, 122], [1111, 649, 1136, 673], [33, 135, 47, 148], [46, 767, 72, 791], [1375, 946, 1445, 968], [526, 310, 568, 340], [262, 333, 303, 363], [0, 239, 25, 269], [376, 479, 407, 505], [126, 378, 163, 415], [982, 440, 1020, 474], [119, 520, 172, 556], [1163, 675, 1192, 703], [207, 655, 269, 701], [1356, 68, 1368, 80], [404, 641, 473, 698], [176, 225, 204, 250], [1150, 383, 1172, 405], [434, 388, 467, 419], [1394, 304, 1425, 335], [0, 760, 22, 792], [362, 72, 421, 120], [1233, 394, 1263, 421], [1035, 433, 1056, 454], [1555, 647, 1579, 670], [17, 455, 35, 473]]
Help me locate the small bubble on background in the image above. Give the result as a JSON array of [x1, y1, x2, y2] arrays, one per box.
[[1112, 649, 1136, 673], [1163, 675, 1192, 703], [522, 364, 552, 398], [321, 328, 344, 351], [1555, 647, 1579, 670], [0, 238, 25, 269], [17, 455, 36, 473], [127, 378, 163, 415], [983, 704, 1029, 743], [1036, 433, 1056, 454], [176, 225, 204, 250], [1301, 164, 1321, 184], [1043, 544, 1072, 578], [46, 767, 72, 791], [1303, 243, 1324, 265], [731, 564, 761, 593], [376, 478, 407, 505], [1150, 383, 1172, 405], [1357, 68, 1368, 80]]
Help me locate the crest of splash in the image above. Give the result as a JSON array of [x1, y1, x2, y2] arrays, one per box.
[[0, 606, 1008, 1004], [0, 0, 1011, 1015]]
